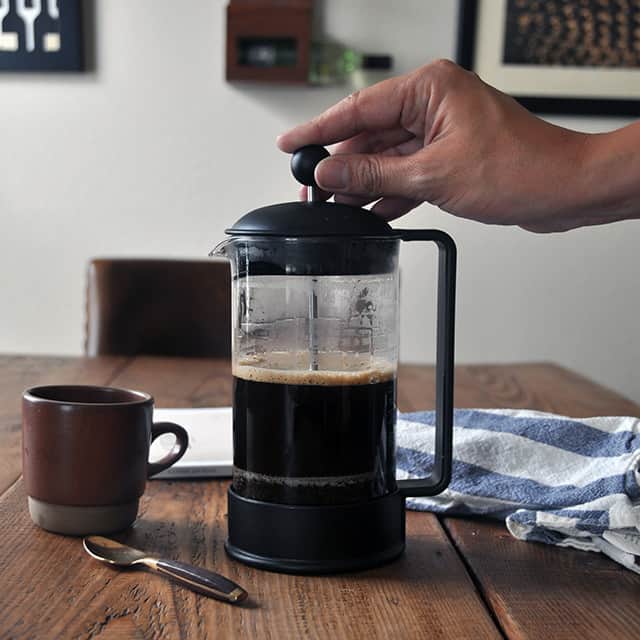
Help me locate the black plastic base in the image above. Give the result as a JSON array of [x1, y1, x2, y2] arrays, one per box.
[[225, 488, 406, 574]]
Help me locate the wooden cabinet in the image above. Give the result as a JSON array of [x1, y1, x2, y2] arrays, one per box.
[[226, 0, 313, 84]]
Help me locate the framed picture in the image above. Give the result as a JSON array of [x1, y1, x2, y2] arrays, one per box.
[[457, 0, 640, 116], [0, 0, 84, 71]]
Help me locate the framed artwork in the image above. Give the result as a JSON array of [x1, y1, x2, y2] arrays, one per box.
[[457, 0, 640, 116], [0, 0, 84, 71]]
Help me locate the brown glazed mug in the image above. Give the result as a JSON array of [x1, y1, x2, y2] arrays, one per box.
[[22, 385, 188, 536]]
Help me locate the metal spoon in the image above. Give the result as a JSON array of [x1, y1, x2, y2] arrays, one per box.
[[83, 536, 248, 604]]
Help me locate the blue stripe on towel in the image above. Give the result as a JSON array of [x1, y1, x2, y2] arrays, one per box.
[[625, 467, 640, 500], [397, 446, 626, 509], [508, 509, 610, 534], [401, 410, 637, 458], [405, 498, 516, 519], [555, 509, 610, 533], [519, 525, 569, 545]]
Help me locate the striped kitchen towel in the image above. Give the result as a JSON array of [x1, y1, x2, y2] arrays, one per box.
[[397, 409, 640, 573]]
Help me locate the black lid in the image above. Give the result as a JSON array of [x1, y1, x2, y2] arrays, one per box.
[[226, 145, 399, 239], [227, 201, 398, 238]]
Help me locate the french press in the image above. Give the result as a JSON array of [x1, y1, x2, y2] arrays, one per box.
[[212, 145, 456, 574]]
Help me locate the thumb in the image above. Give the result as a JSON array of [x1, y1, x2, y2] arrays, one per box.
[[315, 154, 420, 199]]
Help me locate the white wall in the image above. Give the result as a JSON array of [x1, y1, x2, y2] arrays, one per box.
[[1, 0, 638, 403]]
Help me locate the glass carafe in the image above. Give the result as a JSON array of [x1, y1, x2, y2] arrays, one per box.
[[214, 236, 400, 506]]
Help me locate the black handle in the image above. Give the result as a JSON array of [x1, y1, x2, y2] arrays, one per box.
[[147, 422, 189, 478], [396, 229, 456, 496], [154, 559, 248, 604]]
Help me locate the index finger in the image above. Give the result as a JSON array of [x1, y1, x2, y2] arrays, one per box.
[[277, 74, 409, 152]]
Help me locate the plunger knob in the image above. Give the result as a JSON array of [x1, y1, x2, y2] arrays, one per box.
[[290, 145, 330, 188]]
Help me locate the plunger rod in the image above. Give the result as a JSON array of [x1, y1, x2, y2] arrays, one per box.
[[307, 186, 320, 371], [308, 279, 319, 371]]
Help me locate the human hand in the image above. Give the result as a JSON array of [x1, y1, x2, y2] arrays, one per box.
[[277, 59, 595, 232]]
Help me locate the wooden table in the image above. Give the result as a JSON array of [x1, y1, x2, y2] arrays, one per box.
[[1, 355, 639, 639]]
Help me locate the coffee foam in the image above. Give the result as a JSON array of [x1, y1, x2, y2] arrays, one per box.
[[233, 351, 396, 386]]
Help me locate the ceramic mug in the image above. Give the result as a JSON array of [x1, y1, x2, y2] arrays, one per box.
[[22, 385, 188, 535]]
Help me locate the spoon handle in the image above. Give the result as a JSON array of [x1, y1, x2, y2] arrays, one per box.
[[146, 558, 248, 604]]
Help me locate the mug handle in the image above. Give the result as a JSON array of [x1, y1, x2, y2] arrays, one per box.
[[396, 229, 456, 497], [147, 422, 189, 478]]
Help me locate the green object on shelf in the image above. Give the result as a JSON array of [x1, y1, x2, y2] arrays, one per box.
[[309, 41, 392, 85], [236, 35, 392, 85]]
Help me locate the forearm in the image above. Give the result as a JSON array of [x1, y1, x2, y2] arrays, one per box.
[[573, 123, 640, 226]]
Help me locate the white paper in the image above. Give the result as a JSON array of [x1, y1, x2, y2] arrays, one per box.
[[150, 407, 233, 479]]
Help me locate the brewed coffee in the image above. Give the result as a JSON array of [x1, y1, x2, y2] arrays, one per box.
[[232, 352, 397, 505]]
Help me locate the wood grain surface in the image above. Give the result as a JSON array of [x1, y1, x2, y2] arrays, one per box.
[[446, 517, 640, 640], [0, 476, 500, 640], [0, 355, 639, 640]]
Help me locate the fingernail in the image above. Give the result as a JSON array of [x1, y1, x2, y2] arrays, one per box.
[[316, 158, 349, 190]]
